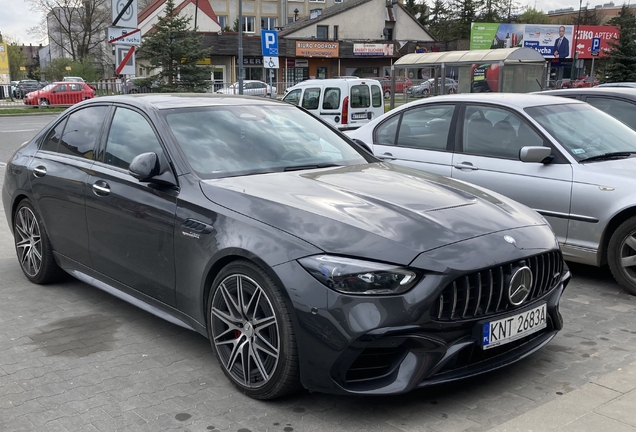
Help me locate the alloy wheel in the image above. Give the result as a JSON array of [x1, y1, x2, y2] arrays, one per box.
[[619, 231, 636, 282], [15, 206, 43, 277], [211, 274, 280, 388]]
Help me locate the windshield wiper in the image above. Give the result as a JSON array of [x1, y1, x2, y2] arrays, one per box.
[[579, 152, 635, 163], [283, 163, 342, 172]]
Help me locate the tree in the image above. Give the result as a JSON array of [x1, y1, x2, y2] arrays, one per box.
[[138, 0, 212, 92], [576, 3, 603, 25], [404, 0, 429, 27], [0, 36, 28, 81], [449, 0, 482, 40], [518, 6, 548, 23], [606, 5, 636, 82], [26, 0, 110, 64], [428, 0, 453, 42], [42, 58, 100, 81]]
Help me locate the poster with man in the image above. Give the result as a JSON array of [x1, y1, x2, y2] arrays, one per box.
[[523, 25, 574, 58]]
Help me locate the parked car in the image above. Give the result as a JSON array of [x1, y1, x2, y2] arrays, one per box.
[[349, 93, 636, 296], [63, 76, 85, 82], [283, 78, 384, 131], [3, 94, 569, 399], [597, 82, 636, 88], [23, 81, 95, 107], [539, 87, 636, 131], [378, 76, 413, 98], [16, 79, 41, 98], [407, 78, 458, 97], [124, 78, 160, 94], [216, 80, 277, 97]]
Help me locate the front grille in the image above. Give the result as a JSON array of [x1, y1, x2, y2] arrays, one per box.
[[345, 346, 407, 384], [433, 251, 563, 321]]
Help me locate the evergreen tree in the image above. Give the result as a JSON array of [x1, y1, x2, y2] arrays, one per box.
[[428, 0, 453, 42], [138, 0, 212, 92], [576, 3, 602, 25], [606, 5, 636, 82], [449, 0, 482, 39], [404, 0, 430, 27]]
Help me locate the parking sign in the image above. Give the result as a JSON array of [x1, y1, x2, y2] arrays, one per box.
[[591, 37, 601, 56], [261, 30, 278, 57]]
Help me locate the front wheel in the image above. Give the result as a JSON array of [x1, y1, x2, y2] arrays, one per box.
[[384, 90, 391, 99], [39, 98, 50, 107], [208, 260, 300, 399], [608, 216, 636, 295], [13, 200, 64, 284]]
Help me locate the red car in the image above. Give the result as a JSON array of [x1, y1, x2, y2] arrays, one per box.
[[24, 81, 95, 107], [378, 76, 413, 98]]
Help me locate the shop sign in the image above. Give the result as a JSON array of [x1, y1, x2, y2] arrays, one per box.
[[295, 41, 339, 58], [235, 57, 263, 66], [353, 43, 394, 56]]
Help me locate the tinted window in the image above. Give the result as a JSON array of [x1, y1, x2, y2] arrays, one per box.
[[350, 85, 370, 108], [397, 105, 454, 150], [463, 105, 544, 159], [40, 118, 68, 152], [58, 106, 107, 158], [283, 89, 302, 106], [103, 107, 164, 170], [302, 87, 320, 110], [371, 85, 382, 108], [322, 88, 340, 110], [375, 115, 401, 146], [55, 84, 67, 92], [586, 97, 636, 130]]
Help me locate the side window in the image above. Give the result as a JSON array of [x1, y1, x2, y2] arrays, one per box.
[[59, 106, 108, 159], [371, 85, 382, 108], [55, 84, 67, 93], [322, 88, 340, 110], [586, 97, 636, 130], [283, 89, 302, 106], [103, 107, 164, 170], [301, 87, 320, 110], [350, 85, 370, 108], [397, 105, 455, 150], [375, 115, 401, 146], [40, 118, 68, 152], [463, 105, 544, 159]]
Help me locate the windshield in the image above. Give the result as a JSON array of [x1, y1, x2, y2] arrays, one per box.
[[525, 103, 636, 161], [164, 104, 370, 178]]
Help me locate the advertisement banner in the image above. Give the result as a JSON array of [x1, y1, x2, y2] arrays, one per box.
[[470, 23, 617, 59], [0, 43, 10, 85], [295, 41, 339, 58], [353, 43, 394, 56]]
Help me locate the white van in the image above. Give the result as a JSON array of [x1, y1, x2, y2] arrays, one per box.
[[282, 78, 384, 131]]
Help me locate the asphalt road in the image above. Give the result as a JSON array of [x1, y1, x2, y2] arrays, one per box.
[[1, 115, 635, 432]]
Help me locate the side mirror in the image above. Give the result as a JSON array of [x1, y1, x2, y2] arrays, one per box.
[[129, 152, 160, 181], [352, 138, 372, 154], [519, 146, 552, 163]]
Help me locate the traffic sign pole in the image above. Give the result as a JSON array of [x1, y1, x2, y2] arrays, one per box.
[[261, 30, 279, 98]]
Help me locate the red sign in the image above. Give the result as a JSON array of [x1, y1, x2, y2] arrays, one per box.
[[573, 25, 618, 58]]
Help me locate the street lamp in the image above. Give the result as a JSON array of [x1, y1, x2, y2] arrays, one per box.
[[294, 8, 299, 21], [571, 0, 583, 79]]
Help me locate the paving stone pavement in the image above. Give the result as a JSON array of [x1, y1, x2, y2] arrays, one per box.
[[1, 163, 636, 432]]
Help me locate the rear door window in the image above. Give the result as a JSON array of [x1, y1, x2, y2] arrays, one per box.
[[322, 88, 340, 110], [350, 85, 370, 108], [58, 106, 108, 159], [371, 85, 382, 108], [301, 87, 320, 110]]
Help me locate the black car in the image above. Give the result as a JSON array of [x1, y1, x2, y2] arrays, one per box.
[[16, 79, 41, 98], [539, 87, 636, 131], [2, 94, 570, 399]]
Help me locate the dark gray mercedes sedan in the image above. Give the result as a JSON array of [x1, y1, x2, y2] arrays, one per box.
[[2, 94, 570, 399]]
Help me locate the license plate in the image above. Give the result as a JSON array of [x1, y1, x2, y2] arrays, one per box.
[[482, 303, 547, 350], [351, 113, 367, 120]]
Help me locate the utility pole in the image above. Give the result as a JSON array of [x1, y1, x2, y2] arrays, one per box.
[[238, 0, 243, 94], [571, 0, 583, 79]]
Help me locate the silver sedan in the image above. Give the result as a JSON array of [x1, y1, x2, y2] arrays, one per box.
[[349, 93, 636, 295]]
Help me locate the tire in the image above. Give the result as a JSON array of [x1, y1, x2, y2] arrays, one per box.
[[39, 99, 49, 107], [207, 260, 300, 399], [608, 216, 636, 295], [13, 200, 64, 284], [384, 90, 391, 99], [449, 88, 457, 94]]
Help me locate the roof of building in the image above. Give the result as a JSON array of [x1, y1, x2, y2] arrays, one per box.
[[139, 0, 218, 25]]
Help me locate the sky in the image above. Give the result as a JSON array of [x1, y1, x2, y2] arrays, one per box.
[[0, 0, 593, 47]]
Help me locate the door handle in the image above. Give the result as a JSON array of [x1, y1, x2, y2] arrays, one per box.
[[92, 181, 110, 196], [378, 152, 397, 161], [32, 166, 47, 177], [453, 162, 479, 171]]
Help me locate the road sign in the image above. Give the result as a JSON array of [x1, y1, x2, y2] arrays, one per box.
[[263, 56, 279, 69], [591, 37, 601, 56], [115, 45, 136, 75], [108, 27, 141, 45], [261, 30, 279, 57], [112, 0, 138, 28]]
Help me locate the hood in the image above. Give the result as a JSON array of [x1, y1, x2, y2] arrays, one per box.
[[200, 163, 545, 265], [574, 156, 636, 184]]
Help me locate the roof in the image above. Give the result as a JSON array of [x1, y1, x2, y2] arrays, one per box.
[[279, 0, 373, 36], [395, 47, 546, 67], [540, 88, 636, 99], [86, 93, 285, 110], [139, 0, 218, 25], [393, 93, 584, 111]]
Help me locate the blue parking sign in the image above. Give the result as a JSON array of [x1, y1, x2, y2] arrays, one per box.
[[591, 37, 601, 56], [261, 30, 278, 57]]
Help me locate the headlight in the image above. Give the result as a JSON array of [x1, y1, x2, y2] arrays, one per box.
[[298, 255, 421, 295]]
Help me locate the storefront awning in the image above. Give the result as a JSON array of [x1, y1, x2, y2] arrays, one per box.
[[394, 47, 546, 67]]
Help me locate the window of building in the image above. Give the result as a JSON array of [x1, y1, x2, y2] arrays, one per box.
[[309, 0, 325, 2], [261, 17, 277, 30], [242, 16, 255, 33], [333, 25, 339, 40], [317, 25, 328, 40], [217, 15, 228, 29], [288, 17, 295, 24], [310, 9, 322, 19]]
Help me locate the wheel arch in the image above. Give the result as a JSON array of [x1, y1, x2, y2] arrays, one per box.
[[10, 193, 31, 229], [599, 206, 636, 266]]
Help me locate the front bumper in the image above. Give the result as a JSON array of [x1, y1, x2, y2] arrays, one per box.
[[273, 225, 569, 395]]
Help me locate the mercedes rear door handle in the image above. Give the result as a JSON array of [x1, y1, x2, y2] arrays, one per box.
[[32, 166, 47, 177], [453, 161, 479, 171]]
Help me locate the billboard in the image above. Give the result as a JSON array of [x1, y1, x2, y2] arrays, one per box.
[[470, 23, 618, 59], [0, 43, 9, 85]]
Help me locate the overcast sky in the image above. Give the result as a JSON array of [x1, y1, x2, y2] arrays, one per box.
[[0, 0, 592, 47]]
